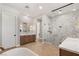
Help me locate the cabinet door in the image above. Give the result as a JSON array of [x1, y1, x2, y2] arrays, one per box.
[[2, 9, 16, 49]]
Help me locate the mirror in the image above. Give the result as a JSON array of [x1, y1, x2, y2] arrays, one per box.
[[20, 22, 34, 33]]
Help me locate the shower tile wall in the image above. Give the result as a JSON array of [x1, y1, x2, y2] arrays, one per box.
[[41, 15, 53, 43], [40, 10, 79, 46]]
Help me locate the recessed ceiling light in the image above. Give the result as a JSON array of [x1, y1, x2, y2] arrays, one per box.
[[39, 6, 43, 10], [72, 9, 76, 11], [58, 11, 62, 14], [57, 10, 62, 14]]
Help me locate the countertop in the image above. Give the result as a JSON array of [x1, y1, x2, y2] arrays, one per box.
[[20, 32, 36, 36], [59, 37, 79, 54]]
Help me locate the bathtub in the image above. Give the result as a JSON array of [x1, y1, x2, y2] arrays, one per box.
[[0, 47, 38, 56]]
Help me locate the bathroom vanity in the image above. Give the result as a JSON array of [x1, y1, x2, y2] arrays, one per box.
[[20, 33, 36, 45], [20, 21, 36, 45], [59, 38, 79, 56]]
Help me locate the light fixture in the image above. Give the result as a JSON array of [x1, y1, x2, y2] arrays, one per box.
[[39, 6, 43, 10], [30, 25, 33, 31], [57, 10, 62, 14], [20, 25, 22, 27], [58, 11, 62, 14], [72, 9, 76, 11]]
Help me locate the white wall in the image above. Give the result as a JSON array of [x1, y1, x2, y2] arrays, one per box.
[[15, 15, 20, 47], [0, 4, 20, 48], [36, 22, 41, 40], [0, 8, 2, 47]]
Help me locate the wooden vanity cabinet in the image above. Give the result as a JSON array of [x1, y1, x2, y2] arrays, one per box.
[[20, 35, 36, 45], [59, 48, 79, 56]]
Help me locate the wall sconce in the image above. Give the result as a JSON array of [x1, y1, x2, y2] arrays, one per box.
[[30, 25, 33, 31]]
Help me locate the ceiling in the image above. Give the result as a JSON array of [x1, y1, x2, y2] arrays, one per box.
[[2, 3, 68, 19], [47, 3, 79, 18]]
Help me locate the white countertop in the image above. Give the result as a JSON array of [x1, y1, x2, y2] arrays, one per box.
[[59, 37, 79, 54], [20, 32, 36, 36]]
